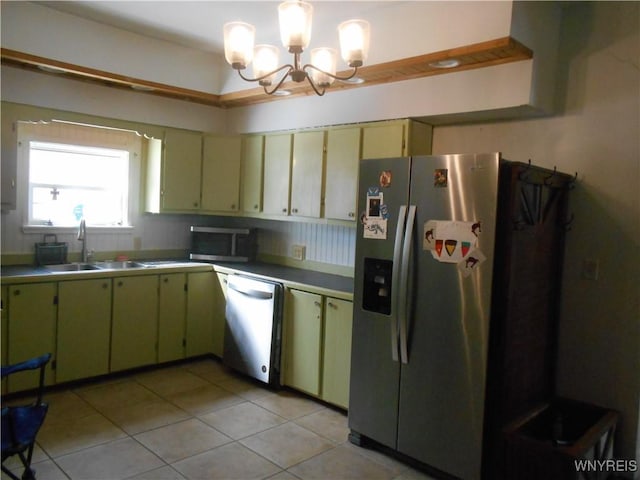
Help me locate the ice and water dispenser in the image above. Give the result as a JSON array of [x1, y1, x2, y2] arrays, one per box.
[[362, 258, 393, 315]]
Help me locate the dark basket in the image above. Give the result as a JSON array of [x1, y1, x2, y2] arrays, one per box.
[[35, 234, 68, 265]]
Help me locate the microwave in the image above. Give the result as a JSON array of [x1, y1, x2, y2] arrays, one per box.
[[189, 226, 257, 262]]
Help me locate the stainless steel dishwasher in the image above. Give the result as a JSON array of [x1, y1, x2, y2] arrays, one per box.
[[223, 274, 284, 386]]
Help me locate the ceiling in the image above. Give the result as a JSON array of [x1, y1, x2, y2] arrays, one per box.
[[39, 1, 388, 55], [2, 1, 533, 108]]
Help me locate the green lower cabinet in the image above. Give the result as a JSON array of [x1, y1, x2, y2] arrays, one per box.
[[283, 289, 323, 396], [7, 283, 57, 392], [1, 286, 8, 394], [56, 279, 111, 383], [158, 273, 187, 363], [185, 272, 215, 357], [111, 275, 159, 372], [321, 297, 353, 409], [212, 273, 228, 357]]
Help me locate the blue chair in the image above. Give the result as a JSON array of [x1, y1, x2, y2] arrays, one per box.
[[1, 353, 51, 480]]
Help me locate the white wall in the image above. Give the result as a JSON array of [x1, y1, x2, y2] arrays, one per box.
[[432, 1, 639, 465]]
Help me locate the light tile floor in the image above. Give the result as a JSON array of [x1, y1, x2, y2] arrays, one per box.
[[2, 358, 437, 480]]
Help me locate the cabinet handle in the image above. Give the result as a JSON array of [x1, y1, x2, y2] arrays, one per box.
[[254, 204, 259, 210], [292, 208, 298, 214], [13, 289, 20, 296], [348, 212, 355, 217], [282, 208, 287, 213], [193, 202, 199, 207], [118, 281, 123, 287], [314, 301, 321, 307], [231, 204, 236, 209], [328, 301, 337, 309], [163, 278, 169, 283], [102, 283, 108, 289]]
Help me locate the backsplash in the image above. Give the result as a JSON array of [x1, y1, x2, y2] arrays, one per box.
[[1, 210, 356, 272]]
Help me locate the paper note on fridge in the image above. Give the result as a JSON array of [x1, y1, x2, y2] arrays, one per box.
[[423, 220, 481, 263]]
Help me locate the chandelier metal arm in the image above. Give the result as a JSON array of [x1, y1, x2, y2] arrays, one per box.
[[302, 63, 360, 83], [236, 63, 294, 85]]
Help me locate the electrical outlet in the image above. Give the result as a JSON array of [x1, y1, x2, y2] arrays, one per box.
[[291, 244, 306, 261]]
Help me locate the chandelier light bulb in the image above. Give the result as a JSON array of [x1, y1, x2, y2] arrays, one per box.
[[338, 19, 370, 67], [279, 1, 313, 53], [253, 45, 280, 86], [223, 22, 256, 69]]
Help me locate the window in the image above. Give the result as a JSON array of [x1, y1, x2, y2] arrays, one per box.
[[28, 142, 129, 226], [18, 120, 141, 229]]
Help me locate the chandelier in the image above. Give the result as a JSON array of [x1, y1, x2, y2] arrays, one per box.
[[223, 1, 370, 96]]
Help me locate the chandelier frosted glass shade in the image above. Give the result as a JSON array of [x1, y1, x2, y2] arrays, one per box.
[[223, 1, 370, 96]]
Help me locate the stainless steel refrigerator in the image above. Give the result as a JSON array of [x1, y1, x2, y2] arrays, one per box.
[[349, 153, 572, 479]]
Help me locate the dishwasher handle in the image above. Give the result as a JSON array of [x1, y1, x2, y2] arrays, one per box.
[[228, 281, 274, 300]]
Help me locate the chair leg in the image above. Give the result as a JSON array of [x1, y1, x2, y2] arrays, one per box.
[[1, 463, 22, 480]]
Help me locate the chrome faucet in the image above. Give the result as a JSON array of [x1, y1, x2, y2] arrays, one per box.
[[77, 219, 87, 263]]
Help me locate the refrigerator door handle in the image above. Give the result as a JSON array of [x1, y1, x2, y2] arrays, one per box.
[[390, 205, 407, 362], [398, 205, 416, 364]]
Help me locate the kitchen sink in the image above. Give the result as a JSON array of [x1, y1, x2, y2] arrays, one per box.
[[45, 263, 101, 272], [95, 260, 148, 269]]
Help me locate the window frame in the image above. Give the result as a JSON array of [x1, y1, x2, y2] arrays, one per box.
[[17, 120, 141, 234]]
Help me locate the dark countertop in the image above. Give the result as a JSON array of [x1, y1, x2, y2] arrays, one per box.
[[1, 260, 354, 299], [214, 262, 354, 298]]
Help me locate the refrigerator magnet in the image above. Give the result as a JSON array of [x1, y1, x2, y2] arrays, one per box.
[[434, 169, 448, 187], [363, 218, 388, 239], [457, 249, 487, 277], [379, 170, 392, 187]]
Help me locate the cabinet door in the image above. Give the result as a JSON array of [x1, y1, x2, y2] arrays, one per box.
[[212, 272, 228, 357], [291, 131, 325, 218], [322, 297, 353, 408], [283, 289, 322, 396], [7, 283, 57, 392], [162, 129, 202, 211], [111, 275, 159, 372], [263, 133, 292, 216], [158, 273, 186, 363], [57, 279, 111, 383], [186, 272, 215, 357], [324, 127, 361, 221], [1, 286, 8, 393], [361, 122, 405, 159], [201, 135, 241, 212], [241, 135, 264, 214]]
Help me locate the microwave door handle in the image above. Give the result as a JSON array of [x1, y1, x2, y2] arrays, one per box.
[[390, 205, 407, 362], [228, 282, 273, 300]]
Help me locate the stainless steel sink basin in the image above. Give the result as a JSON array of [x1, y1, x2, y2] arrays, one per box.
[[45, 263, 101, 272], [95, 260, 147, 269]]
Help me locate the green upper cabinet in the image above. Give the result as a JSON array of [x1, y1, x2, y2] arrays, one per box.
[[321, 297, 353, 409], [241, 135, 264, 214], [111, 275, 159, 372], [263, 133, 293, 216], [158, 273, 187, 363], [291, 130, 325, 218], [324, 127, 361, 221], [161, 129, 203, 211], [361, 120, 432, 159], [7, 283, 57, 392], [283, 288, 323, 396], [57, 278, 111, 383], [201, 135, 242, 213], [146, 128, 202, 212], [186, 271, 215, 357]]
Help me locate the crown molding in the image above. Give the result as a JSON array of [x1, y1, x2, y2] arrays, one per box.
[[2, 38, 531, 109]]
